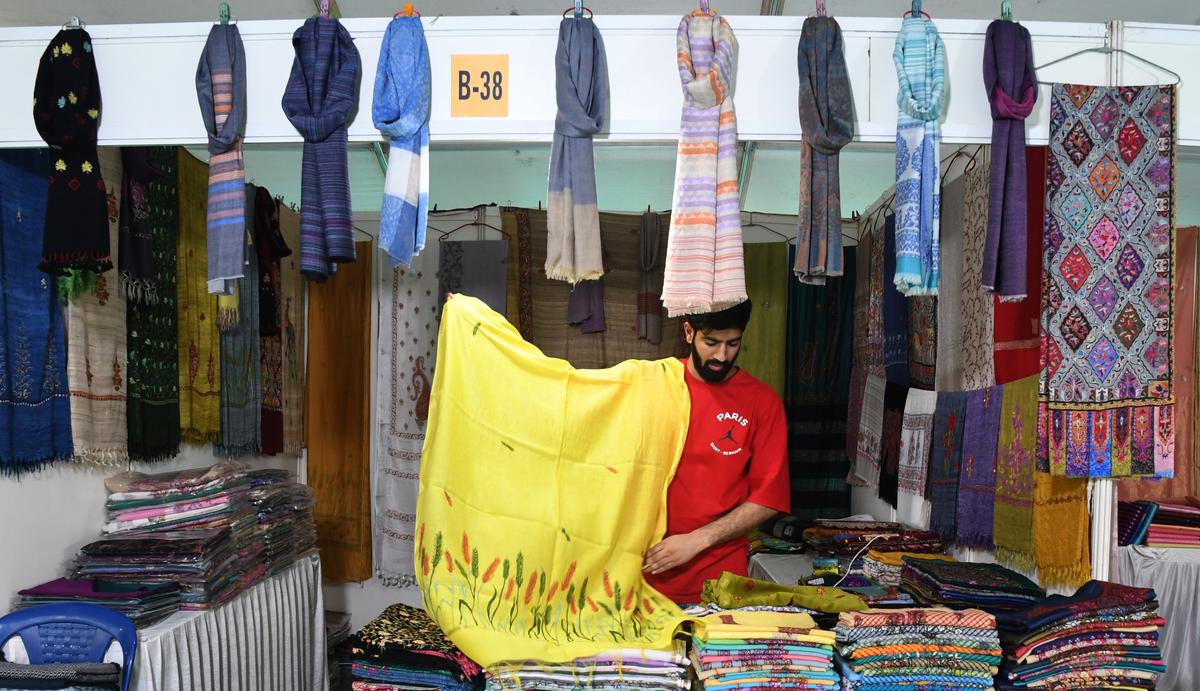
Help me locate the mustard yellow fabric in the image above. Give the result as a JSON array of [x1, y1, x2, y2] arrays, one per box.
[[866, 550, 956, 568], [701, 572, 868, 613], [694, 610, 836, 645], [415, 295, 691, 666]]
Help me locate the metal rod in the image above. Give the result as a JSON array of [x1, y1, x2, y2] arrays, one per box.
[[737, 141, 756, 208], [372, 142, 388, 175]]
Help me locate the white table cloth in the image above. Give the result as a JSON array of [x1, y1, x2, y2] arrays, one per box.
[[1114, 545, 1199, 691]]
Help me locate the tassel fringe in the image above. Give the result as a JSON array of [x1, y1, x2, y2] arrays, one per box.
[[73, 448, 130, 469]]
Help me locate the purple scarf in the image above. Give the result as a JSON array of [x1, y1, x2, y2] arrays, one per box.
[[929, 391, 967, 540], [981, 20, 1036, 300], [956, 384, 1004, 548]]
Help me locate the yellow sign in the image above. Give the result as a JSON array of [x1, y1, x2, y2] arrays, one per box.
[[450, 54, 509, 117]]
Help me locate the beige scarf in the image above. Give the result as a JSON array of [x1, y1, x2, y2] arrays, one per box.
[[279, 203, 307, 454]]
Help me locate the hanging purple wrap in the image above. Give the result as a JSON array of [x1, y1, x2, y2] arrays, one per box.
[[981, 20, 1036, 300], [956, 384, 1004, 549]]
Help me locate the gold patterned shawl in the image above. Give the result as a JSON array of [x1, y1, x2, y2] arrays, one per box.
[[279, 203, 306, 455], [176, 150, 221, 444]]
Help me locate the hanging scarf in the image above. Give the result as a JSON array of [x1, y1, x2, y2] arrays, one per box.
[[0, 149, 73, 474], [1033, 473, 1091, 589], [118, 148, 161, 305], [566, 280, 606, 333], [879, 381, 909, 508], [956, 385, 1003, 549], [216, 185, 261, 458], [546, 17, 607, 284], [865, 211, 886, 374], [846, 366, 867, 474], [982, 20, 1036, 300], [373, 16, 430, 268], [661, 10, 746, 317], [908, 295, 937, 389], [882, 215, 909, 385], [994, 375, 1038, 573], [278, 203, 306, 454], [126, 147, 181, 463], [892, 16, 945, 297], [741, 243, 787, 397], [993, 147, 1044, 383], [437, 240, 510, 316], [65, 148, 128, 467], [929, 391, 967, 540], [637, 211, 664, 344], [282, 17, 361, 281], [256, 188, 291, 456], [897, 388, 937, 529], [795, 16, 853, 285], [853, 373, 886, 487], [33, 29, 109, 275], [196, 24, 247, 300], [176, 150, 221, 444]]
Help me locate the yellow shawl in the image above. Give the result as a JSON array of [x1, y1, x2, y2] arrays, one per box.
[[416, 295, 690, 665], [176, 150, 221, 443]]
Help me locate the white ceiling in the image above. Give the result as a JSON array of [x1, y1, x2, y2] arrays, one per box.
[[5, 0, 1198, 27]]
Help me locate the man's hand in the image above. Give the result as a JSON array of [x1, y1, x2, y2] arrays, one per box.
[[643, 532, 710, 575]]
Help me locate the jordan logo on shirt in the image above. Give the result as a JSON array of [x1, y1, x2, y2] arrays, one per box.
[[710, 411, 749, 456]]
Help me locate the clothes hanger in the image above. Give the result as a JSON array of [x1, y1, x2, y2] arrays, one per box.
[[394, 3, 420, 17], [814, 0, 827, 16], [61, 16, 86, 30], [903, 0, 931, 20], [697, 0, 715, 16], [741, 220, 791, 243], [439, 220, 511, 241], [217, 2, 237, 24], [1000, 0, 1013, 21], [1035, 46, 1181, 86], [562, 1, 592, 18]]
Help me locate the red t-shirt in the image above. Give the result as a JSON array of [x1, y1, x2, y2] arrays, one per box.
[[645, 362, 790, 603]]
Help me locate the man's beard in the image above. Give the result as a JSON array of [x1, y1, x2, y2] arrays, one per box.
[[690, 341, 737, 383]]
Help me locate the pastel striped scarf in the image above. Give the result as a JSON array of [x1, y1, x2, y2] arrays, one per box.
[[661, 10, 746, 317], [373, 16, 430, 268], [892, 16, 945, 297], [546, 17, 607, 284], [196, 24, 247, 301]]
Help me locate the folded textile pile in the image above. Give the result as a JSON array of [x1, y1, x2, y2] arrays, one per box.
[[803, 520, 943, 556], [344, 603, 483, 691], [863, 550, 956, 586], [843, 585, 916, 608], [700, 572, 868, 614], [901, 557, 1044, 612], [691, 609, 838, 690], [13, 578, 181, 627], [1117, 501, 1158, 546], [1145, 500, 1200, 547], [995, 580, 1166, 690], [0, 661, 121, 691], [835, 607, 1002, 691], [486, 645, 690, 690], [247, 468, 317, 573], [326, 609, 353, 691]]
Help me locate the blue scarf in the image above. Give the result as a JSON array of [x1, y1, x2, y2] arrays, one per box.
[[0, 149, 73, 474], [372, 16, 430, 268]]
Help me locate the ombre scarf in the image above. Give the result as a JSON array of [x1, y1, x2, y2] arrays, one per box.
[[373, 16, 430, 268], [176, 151, 221, 444], [956, 385, 1003, 550], [994, 375, 1038, 573], [547, 17, 607, 284], [661, 10, 746, 316], [282, 17, 361, 281], [892, 16, 945, 297], [216, 185, 261, 458], [982, 20, 1036, 300], [795, 16, 853, 285], [196, 24, 247, 299]]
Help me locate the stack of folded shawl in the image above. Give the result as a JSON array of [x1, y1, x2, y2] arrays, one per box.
[[247, 468, 318, 573], [343, 603, 484, 690], [802, 519, 943, 556], [901, 556, 1044, 612], [835, 607, 1002, 691], [691, 610, 839, 690], [862, 550, 955, 586], [1117, 500, 1158, 546], [13, 578, 181, 627], [486, 645, 690, 690], [995, 580, 1165, 690], [1119, 499, 1200, 548]]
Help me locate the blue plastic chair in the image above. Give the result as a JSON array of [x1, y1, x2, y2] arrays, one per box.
[[0, 603, 137, 691]]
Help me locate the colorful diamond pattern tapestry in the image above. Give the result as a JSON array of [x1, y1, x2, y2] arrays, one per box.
[[1042, 83, 1175, 478]]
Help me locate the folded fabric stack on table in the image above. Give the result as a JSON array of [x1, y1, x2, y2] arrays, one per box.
[[12, 578, 181, 627], [802, 520, 943, 556], [690, 610, 839, 690], [247, 468, 318, 572], [842, 585, 916, 608], [700, 572, 868, 616], [901, 557, 1045, 612], [995, 580, 1166, 690], [835, 607, 1002, 691], [343, 603, 484, 691], [1117, 501, 1158, 546], [486, 645, 691, 690], [1119, 498, 1200, 547], [863, 550, 956, 586]]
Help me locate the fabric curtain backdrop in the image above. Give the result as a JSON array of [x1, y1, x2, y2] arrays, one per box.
[[937, 153, 997, 391], [1033, 472, 1091, 589], [374, 243, 439, 587], [32, 28, 111, 275], [982, 20, 1037, 300], [438, 240, 509, 316], [637, 211, 665, 344], [282, 17, 361, 281], [216, 185, 262, 458], [125, 146, 181, 463], [957, 384, 1004, 549], [373, 15, 430, 268], [853, 373, 886, 487], [307, 241, 372, 582], [566, 280, 606, 334], [741, 242, 788, 398], [415, 295, 689, 665], [196, 24, 247, 298], [546, 17, 607, 284], [994, 374, 1039, 573], [891, 16, 945, 297], [176, 151, 222, 444], [278, 203, 307, 454], [118, 148, 162, 306], [794, 16, 853, 285], [65, 148, 128, 467], [1119, 226, 1199, 500], [882, 215, 909, 386], [879, 381, 909, 508], [256, 188, 292, 456], [929, 391, 968, 541], [908, 295, 937, 390], [0, 149, 73, 474], [661, 10, 746, 316], [994, 146, 1044, 383], [897, 388, 937, 529], [1042, 85, 1176, 478]]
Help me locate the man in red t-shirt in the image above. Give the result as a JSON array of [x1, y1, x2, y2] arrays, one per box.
[[643, 299, 791, 604]]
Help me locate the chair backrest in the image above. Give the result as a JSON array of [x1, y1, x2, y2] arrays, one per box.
[[0, 603, 137, 691]]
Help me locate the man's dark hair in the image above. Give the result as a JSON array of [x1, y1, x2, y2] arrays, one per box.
[[682, 299, 753, 334]]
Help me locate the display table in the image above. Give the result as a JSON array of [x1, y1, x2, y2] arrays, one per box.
[[1115, 545, 1199, 691], [747, 553, 813, 585]]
